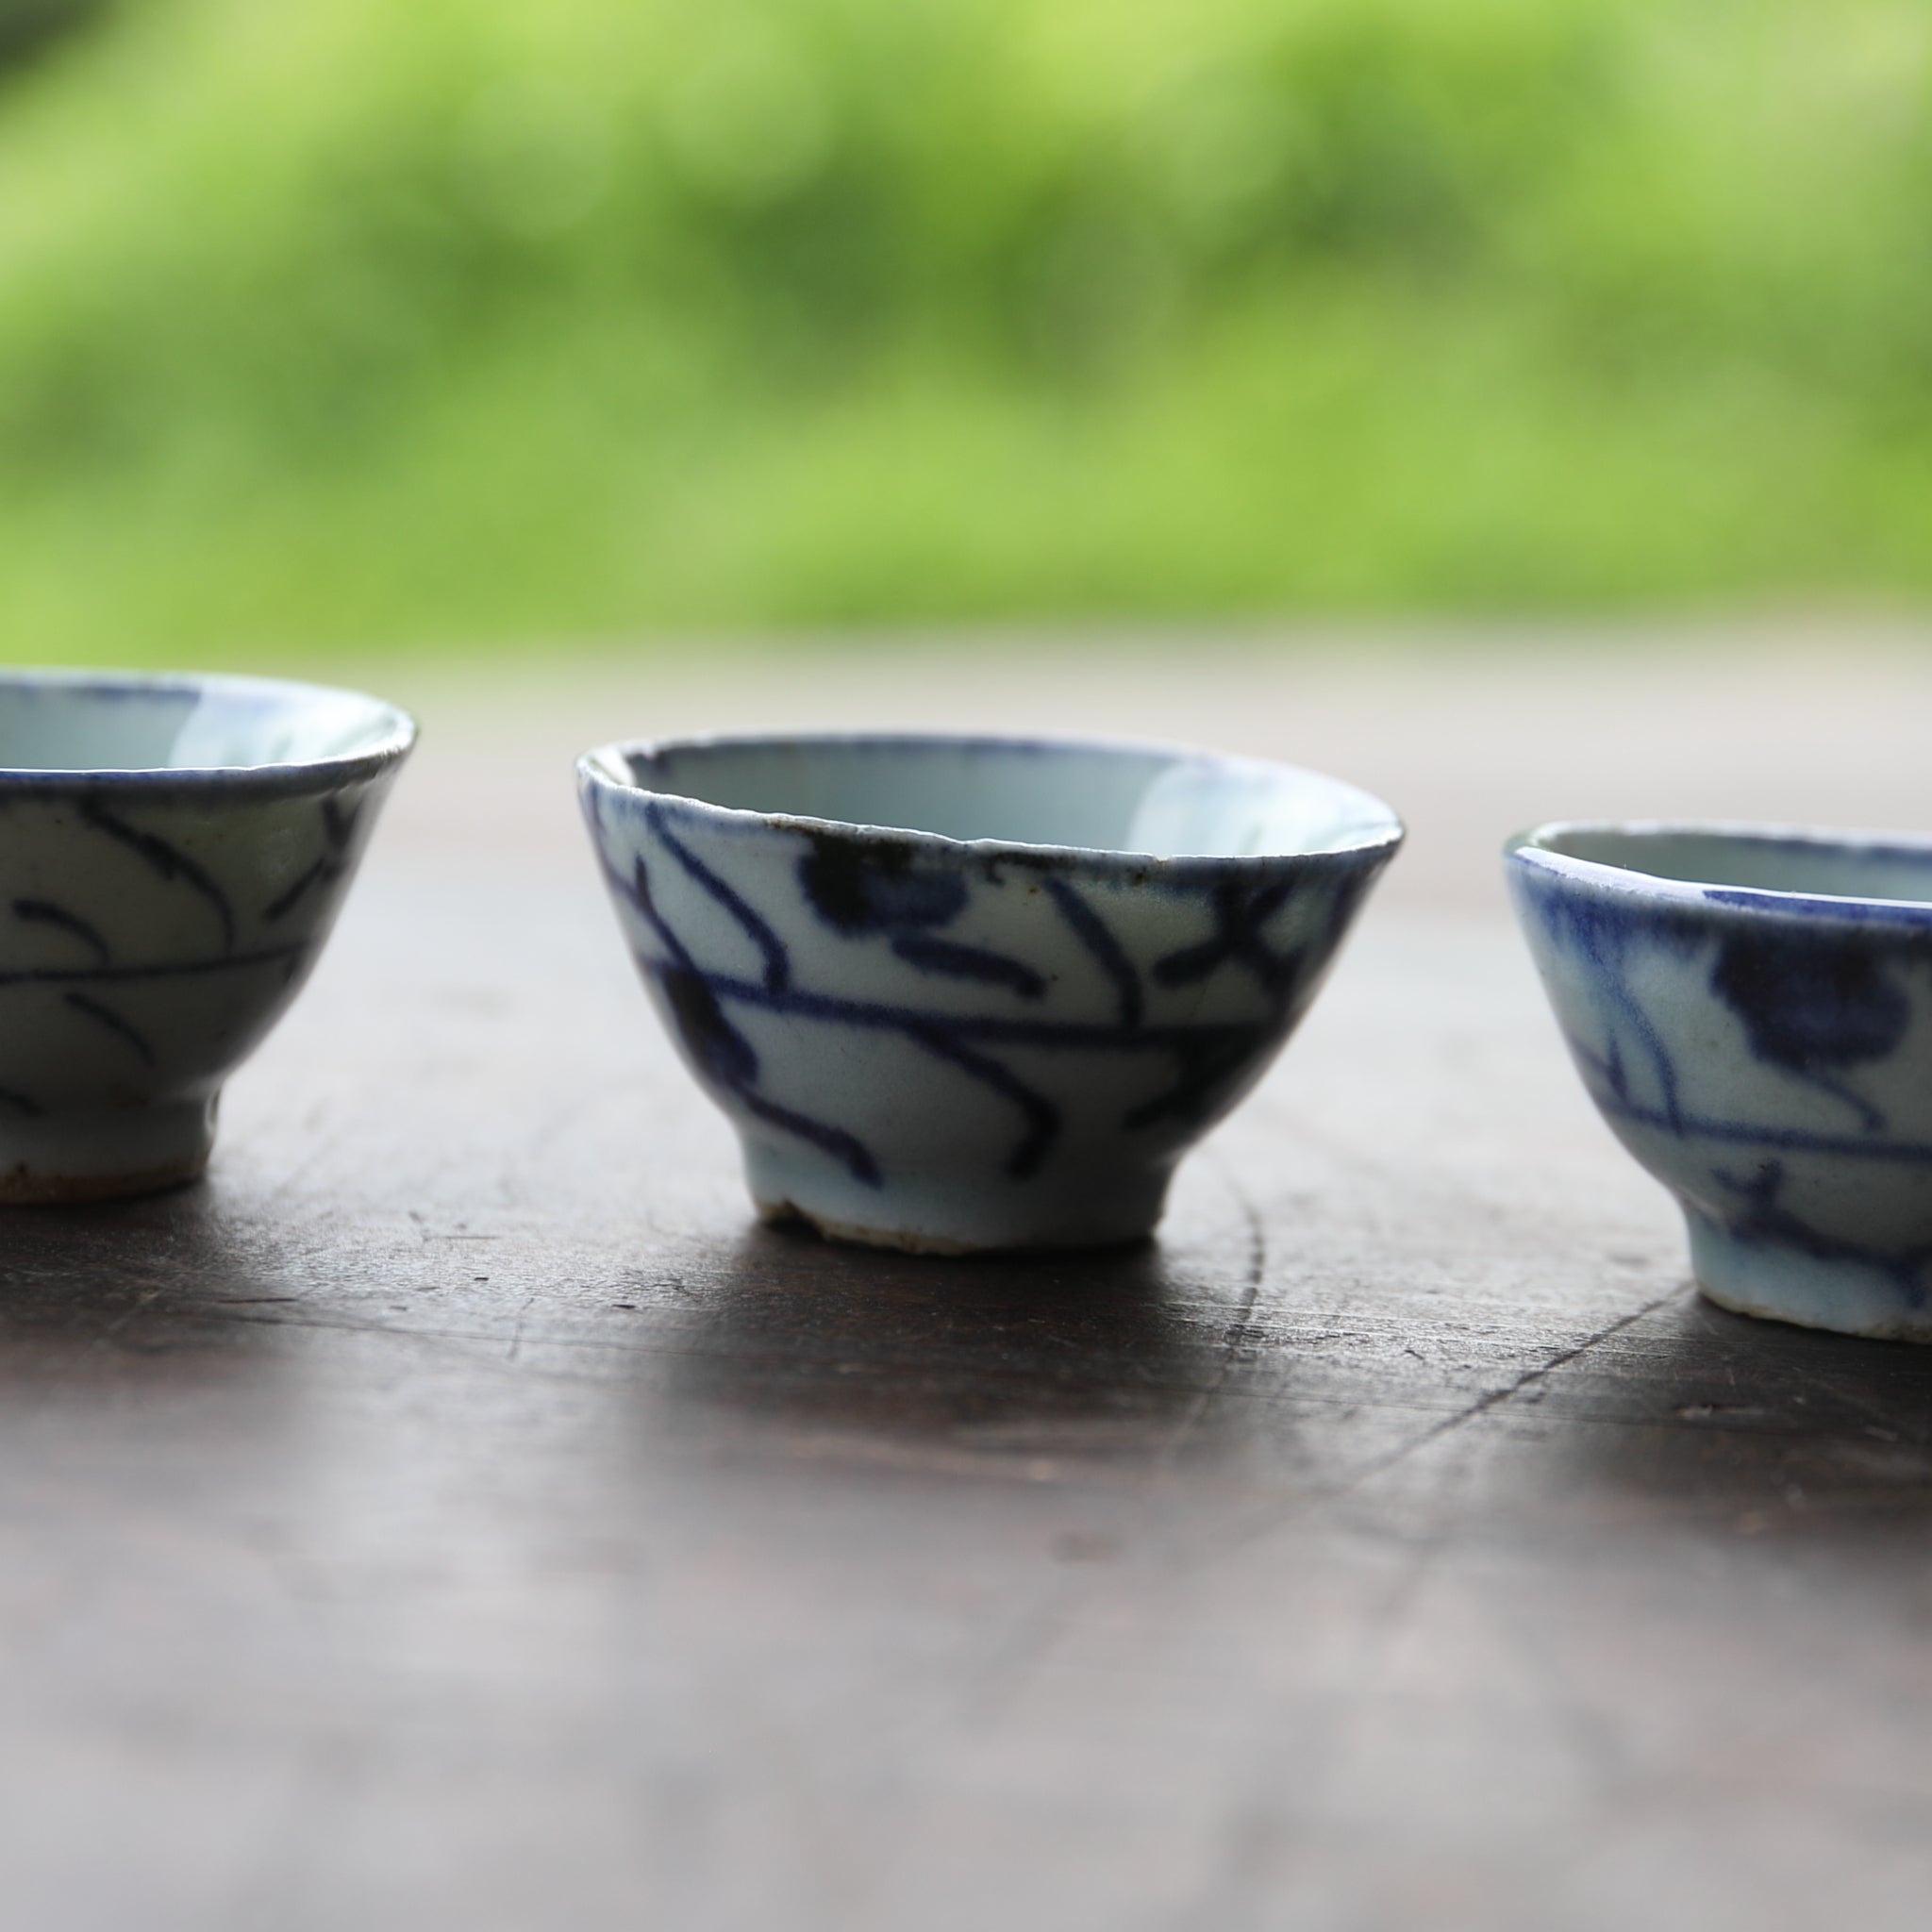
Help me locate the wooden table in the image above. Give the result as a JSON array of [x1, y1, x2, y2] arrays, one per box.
[[8, 634, 1932, 1930]]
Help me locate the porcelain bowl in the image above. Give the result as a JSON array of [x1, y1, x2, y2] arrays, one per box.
[[0, 670, 415, 1202], [1508, 821, 1932, 1341], [580, 731, 1403, 1253]]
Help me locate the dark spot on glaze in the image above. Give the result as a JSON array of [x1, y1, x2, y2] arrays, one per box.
[[799, 831, 967, 934], [1711, 930, 1910, 1074]]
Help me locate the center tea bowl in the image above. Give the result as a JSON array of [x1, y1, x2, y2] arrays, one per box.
[[579, 731, 1403, 1254], [1507, 821, 1932, 1341], [0, 669, 415, 1203]]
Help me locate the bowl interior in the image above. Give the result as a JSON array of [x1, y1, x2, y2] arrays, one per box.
[[0, 674, 410, 774], [608, 736, 1399, 860], [1524, 825, 1932, 907]]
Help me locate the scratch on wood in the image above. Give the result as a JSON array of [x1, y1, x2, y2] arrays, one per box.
[[506, 1293, 536, 1363], [1340, 1284, 1692, 1492], [1155, 1156, 1269, 1472]]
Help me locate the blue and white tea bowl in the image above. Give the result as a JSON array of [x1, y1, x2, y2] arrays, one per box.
[[580, 732, 1402, 1253], [1508, 821, 1932, 1341], [0, 670, 415, 1202]]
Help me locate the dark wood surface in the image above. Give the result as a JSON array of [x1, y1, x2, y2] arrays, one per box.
[[8, 641, 1932, 1931]]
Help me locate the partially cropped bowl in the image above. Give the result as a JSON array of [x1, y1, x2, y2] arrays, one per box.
[[1507, 821, 1932, 1341], [579, 731, 1402, 1253], [0, 670, 415, 1202]]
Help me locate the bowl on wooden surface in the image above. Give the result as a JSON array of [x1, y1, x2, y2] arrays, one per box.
[[579, 731, 1402, 1253], [1508, 821, 1932, 1341], [0, 670, 415, 1203]]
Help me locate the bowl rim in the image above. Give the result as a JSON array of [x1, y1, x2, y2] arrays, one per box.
[[1507, 817, 1932, 926], [578, 727, 1406, 874], [0, 668, 418, 793]]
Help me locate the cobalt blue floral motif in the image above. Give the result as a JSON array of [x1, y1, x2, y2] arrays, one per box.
[[1514, 860, 1932, 1307], [590, 791, 1359, 1192], [800, 832, 1049, 999], [1709, 929, 1909, 1131]]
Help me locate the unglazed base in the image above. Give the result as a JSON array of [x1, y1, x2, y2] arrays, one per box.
[[0, 1096, 219, 1208], [744, 1139, 1174, 1256], [1686, 1212, 1932, 1342]]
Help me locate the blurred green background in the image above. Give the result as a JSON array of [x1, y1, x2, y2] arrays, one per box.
[[1, 0, 1928, 664]]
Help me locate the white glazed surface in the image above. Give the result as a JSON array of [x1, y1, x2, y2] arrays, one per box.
[[581, 733, 1402, 1252], [1508, 821, 1932, 1340], [0, 672, 414, 1200]]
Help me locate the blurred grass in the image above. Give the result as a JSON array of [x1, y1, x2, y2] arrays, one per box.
[[2, 0, 1931, 662]]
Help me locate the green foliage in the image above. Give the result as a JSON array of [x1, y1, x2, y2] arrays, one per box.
[[0, 0, 104, 80], [1, 0, 1930, 658]]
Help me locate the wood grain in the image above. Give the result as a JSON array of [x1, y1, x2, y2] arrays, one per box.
[[6, 638, 1932, 1931]]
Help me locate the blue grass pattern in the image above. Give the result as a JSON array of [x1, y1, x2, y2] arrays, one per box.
[[1043, 874, 1142, 1026], [597, 804, 1333, 1189], [10, 898, 110, 963], [655, 812, 791, 994], [0, 785, 372, 1119]]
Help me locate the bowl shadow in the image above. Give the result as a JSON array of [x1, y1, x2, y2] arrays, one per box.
[[1541, 1287, 1932, 1533], [0, 1182, 292, 1388], [652, 1218, 1265, 1464]]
